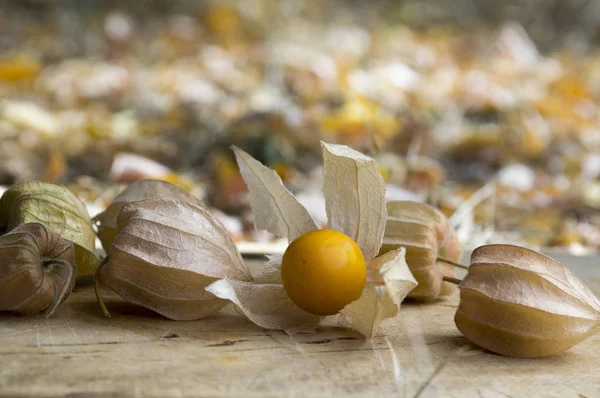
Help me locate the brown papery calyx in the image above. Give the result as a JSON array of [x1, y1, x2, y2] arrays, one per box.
[[0, 222, 77, 316], [455, 244, 600, 358], [380, 201, 464, 301], [94, 197, 252, 320]]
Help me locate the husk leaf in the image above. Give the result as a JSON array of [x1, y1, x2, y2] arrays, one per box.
[[0, 222, 76, 316], [207, 254, 322, 334], [322, 142, 387, 262], [232, 146, 317, 242], [341, 248, 418, 337], [206, 278, 322, 334]]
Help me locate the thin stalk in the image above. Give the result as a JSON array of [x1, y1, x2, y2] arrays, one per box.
[[94, 257, 112, 318], [437, 257, 469, 270], [442, 276, 462, 285]]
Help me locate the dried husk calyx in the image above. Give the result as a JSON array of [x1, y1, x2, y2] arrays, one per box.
[[0, 223, 77, 316], [95, 196, 252, 320], [0, 181, 98, 277], [94, 179, 198, 251], [380, 201, 463, 301], [212, 143, 418, 336], [455, 244, 600, 358]]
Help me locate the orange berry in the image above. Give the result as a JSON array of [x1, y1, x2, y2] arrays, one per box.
[[281, 229, 366, 315]]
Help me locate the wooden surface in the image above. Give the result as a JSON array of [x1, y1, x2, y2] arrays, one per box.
[[1, 259, 599, 398]]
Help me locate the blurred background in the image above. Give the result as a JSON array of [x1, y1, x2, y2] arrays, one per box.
[[2, 0, 600, 253]]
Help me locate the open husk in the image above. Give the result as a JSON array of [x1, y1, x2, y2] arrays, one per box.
[[206, 143, 417, 337], [0, 223, 76, 316], [0, 181, 98, 277], [455, 244, 600, 358], [339, 248, 417, 337], [95, 197, 252, 320], [380, 201, 463, 301]]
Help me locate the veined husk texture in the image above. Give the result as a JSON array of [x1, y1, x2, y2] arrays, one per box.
[[0, 181, 97, 277], [380, 201, 463, 300], [0, 223, 76, 316], [209, 143, 417, 337], [96, 197, 252, 320], [456, 244, 600, 358], [94, 179, 198, 251]]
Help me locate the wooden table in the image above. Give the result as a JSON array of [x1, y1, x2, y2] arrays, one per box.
[[1, 258, 599, 398]]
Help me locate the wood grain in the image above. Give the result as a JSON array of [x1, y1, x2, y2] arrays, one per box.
[[0, 260, 599, 398]]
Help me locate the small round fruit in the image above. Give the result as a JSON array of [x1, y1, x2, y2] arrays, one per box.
[[281, 229, 366, 315]]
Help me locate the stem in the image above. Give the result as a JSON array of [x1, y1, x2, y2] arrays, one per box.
[[437, 257, 469, 270], [44, 258, 76, 318], [94, 257, 112, 318], [442, 276, 462, 285]]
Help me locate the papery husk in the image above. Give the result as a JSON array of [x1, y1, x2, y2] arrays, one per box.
[[456, 244, 600, 358], [0, 223, 76, 316], [94, 179, 198, 251], [95, 197, 252, 320], [0, 182, 98, 277], [380, 201, 463, 301], [207, 249, 417, 336], [232, 146, 317, 242], [341, 248, 418, 337], [207, 142, 415, 336], [207, 278, 322, 334], [321, 142, 387, 262], [207, 254, 322, 334]]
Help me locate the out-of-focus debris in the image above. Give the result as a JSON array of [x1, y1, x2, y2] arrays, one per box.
[[497, 163, 535, 192], [404, 156, 445, 194], [375, 153, 407, 186], [0, 142, 43, 184], [210, 207, 244, 241], [385, 184, 423, 203], [295, 190, 327, 228], [583, 182, 600, 209], [41, 152, 67, 183], [108, 153, 172, 183], [104, 11, 135, 43], [110, 111, 141, 139], [108, 153, 195, 193], [1, 2, 600, 252], [0, 56, 41, 82], [1, 101, 60, 136]]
